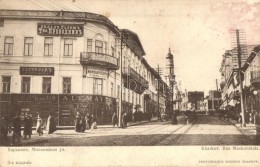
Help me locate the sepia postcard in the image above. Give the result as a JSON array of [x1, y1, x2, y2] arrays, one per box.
[[0, 0, 260, 166]]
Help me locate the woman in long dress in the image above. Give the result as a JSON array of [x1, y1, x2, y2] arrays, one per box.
[[36, 115, 43, 136], [46, 113, 56, 134]]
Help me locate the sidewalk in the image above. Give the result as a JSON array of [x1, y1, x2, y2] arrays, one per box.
[[213, 113, 259, 136], [17, 115, 186, 146]]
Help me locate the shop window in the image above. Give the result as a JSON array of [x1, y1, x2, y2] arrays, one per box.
[[2, 76, 11, 93], [24, 37, 33, 56], [4, 36, 14, 55], [95, 40, 103, 53], [21, 77, 31, 93], [93, 78, 103, 95], [64, 39, 73, 56], [63, 77, 71, 94], [44, 37, 53, 56], [87, 39, 92, 52], [42, 77, 51, 94]]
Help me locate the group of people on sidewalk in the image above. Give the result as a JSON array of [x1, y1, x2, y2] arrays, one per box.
[[1, 112, 56, 146], [112, 112, 128, 128], [74, 112, 97, 132]]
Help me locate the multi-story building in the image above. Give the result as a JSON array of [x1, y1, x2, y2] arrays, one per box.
[[219, 44, 260, 121], [180, 90, 204, 111], [208, 90, 221, 111], [0, 10, 167, 126]]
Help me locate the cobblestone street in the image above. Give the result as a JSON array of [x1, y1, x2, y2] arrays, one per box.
[[27, 115, 257, 146]]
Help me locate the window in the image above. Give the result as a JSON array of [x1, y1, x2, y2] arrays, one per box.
[[87, 39, 92, 52], [123, 88, 126, 101], [104, 42, 107, 54], [42, 77, 51, 93], [2, 76, 11, 93], [64, 39, 73, 56], [95, 40, 103, 53], [117, 85, 120, 98], [111, 46, 115, 57], [93, 78, 103, 95], [128, 90, 130, 102], [44, 37, 53, 56], [21, 77, 30, 93], [63, 77, 71, 94], [24, 37, 33, 56], [4, 37, 14, 55], [132, 92, 134, 104], [111, 82, 114, 97], [136, 93, 138, 104]]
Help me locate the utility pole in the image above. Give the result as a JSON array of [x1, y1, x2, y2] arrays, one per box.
[[216, 79, 219, 111], [118, 30, 126, 128], [236, 29, 246, 127], [212, 90, 214, 111], [157, 64, 160, 117]]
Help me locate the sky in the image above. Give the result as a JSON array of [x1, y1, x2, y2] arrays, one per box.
[[1, 0, 260, 94]]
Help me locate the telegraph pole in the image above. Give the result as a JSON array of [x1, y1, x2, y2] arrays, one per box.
[[157, 64, 160, 117], [216, 79, 219, 111], [118, 30, 125, 128], [236, 29, 246, 127]]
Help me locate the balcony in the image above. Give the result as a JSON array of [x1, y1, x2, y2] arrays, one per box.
[[251, 70, 260, 88], [80, 52, 119, 70], [122, 67, 148, 85], [122, 67, 149, 94]]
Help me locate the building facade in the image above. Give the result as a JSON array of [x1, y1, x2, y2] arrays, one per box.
[[0, 10, 168, 126], [219, 45, 260, 122]]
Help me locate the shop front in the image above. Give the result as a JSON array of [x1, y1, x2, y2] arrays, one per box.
[[0, 94, 117, 126]]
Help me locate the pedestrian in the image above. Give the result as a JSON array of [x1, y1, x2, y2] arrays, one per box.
[[75, 112, 81, 132], [171, 112, 177, 125], [36, 114, 43, 136], [0, 115, 8, 145], [80, 116, 86, 132], [7, 126, 13, 146], [91, 115, 97, 129], [12, 114, 21, 145], [85, 113, 90, 130], [46, 113, 56, 134], [122, 112, 127, 128], [238, 112, 243, 127], [249, 112, 253, 124], [111, 112, 118, 127], [23, 113, 33, 140], [88, 114, 92, 130]]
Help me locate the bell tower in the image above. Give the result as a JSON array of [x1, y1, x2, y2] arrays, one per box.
[[166, 48, 175, 88]]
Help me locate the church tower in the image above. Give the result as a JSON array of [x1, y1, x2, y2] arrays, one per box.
[[166, 48, 175, 88]]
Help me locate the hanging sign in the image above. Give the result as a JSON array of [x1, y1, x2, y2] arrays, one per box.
[[86, 67, 108, 79]]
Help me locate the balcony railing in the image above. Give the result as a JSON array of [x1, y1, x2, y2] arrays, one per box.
[[122, 67, 149, 94], [122, 67, 148, 85], [80, 52, 119, 70], [250, 70, 260, 84]]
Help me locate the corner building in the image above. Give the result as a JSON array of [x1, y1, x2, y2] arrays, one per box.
[[0, 10, 162, 126]]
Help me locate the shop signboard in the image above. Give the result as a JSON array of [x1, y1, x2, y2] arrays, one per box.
[[20, 67, 54, 76], [86, 67, 108, 79], [37, 23, 84, 37]]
